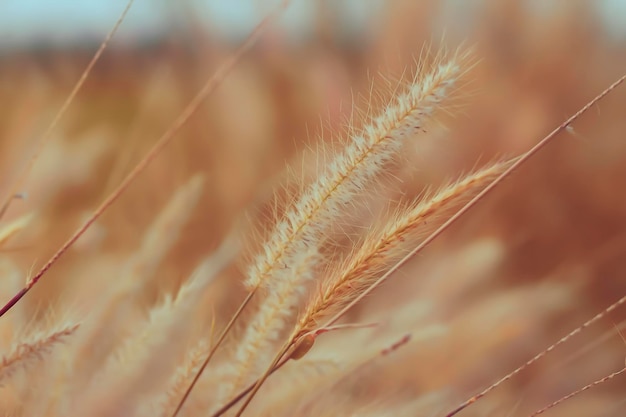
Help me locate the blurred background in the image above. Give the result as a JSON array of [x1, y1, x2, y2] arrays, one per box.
[[1, 1, 626, 416]]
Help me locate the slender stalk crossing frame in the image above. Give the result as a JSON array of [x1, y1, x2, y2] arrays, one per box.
[[0, 0, 135, 221], [0, 0, 290, 320]]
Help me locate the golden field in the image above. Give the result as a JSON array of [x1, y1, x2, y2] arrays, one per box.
[[0, 1, 626, 416]]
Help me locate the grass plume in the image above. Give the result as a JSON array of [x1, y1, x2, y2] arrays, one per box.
[[0, 322, 79, 386]]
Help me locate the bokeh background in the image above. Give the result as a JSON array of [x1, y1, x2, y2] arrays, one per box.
[[1, 1, 626, 415]]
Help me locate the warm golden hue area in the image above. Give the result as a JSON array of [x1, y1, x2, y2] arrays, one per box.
[[1, 1, 626, 416]]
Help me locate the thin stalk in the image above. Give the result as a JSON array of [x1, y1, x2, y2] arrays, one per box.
[[0, 0, 288, 320], [0, 0, 135, 221]]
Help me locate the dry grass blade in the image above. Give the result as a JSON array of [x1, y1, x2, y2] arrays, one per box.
[[445, 294, 626, 416], [288, 333, 412, 415], [525, 319, 626, 416], [0, 0, 135, 221], [528, 367, 626, 416], [0, 0, 286, 320]]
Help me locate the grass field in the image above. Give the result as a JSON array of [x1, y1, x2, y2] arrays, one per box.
[[1, 1, 626, 416]]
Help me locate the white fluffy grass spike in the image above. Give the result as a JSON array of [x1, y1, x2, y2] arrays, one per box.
[[220, 48, 472, 414], [246, 48, 471, 292], [294, 160, 510, 338], [219, 246, 319, 405]]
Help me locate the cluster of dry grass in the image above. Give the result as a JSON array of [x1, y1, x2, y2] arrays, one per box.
[[1, 1, 626, 416]]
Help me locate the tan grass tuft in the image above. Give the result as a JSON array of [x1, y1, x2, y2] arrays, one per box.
[[223, 49, 473, 405], [156, 338, 211, 417], [76, 235, 236, 417], [247, 48, 472, 291], [0, 322, 79, 385], [295, 159, 511, 339], [72, 174, 205, 382]]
